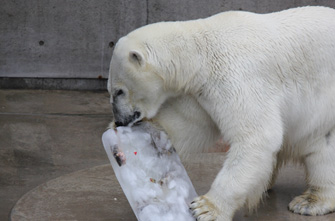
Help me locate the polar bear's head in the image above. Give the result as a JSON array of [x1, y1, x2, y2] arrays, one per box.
[[108, 36, 177, 127]]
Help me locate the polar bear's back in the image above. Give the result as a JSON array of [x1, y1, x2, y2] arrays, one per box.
[[207, 6, 335, 23], [127, 6, 335, 40], [124, 6, 335, 67], [201, 6, 335, 42]]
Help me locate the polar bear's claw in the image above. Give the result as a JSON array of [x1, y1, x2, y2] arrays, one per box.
[[289, 192, 335, 216], [190, 196, 218, 221]]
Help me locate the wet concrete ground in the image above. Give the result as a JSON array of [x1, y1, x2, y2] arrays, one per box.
[[1, 89, 335, 220]]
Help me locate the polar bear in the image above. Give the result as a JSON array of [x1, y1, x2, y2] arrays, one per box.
[[108, 6, 335, 221]]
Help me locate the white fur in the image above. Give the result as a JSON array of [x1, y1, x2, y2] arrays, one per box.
[[108, 6, 335, 220]]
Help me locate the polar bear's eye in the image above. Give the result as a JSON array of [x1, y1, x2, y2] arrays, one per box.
[[114, 89, 124, 97], [116, 89, 124, 96]]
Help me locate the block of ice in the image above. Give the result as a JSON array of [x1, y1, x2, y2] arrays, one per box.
[[102, 122, 197, 221]]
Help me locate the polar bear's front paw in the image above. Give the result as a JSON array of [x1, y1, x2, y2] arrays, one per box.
[[190, 195, 219, 221], [288, 192, 335, 216]]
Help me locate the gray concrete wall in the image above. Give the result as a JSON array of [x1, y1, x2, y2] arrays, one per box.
[[1, 0, 335, 89], [1, 0, 146, 80]]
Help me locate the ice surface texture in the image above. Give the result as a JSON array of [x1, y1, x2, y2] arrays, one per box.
[[102, 122, 197, 221]]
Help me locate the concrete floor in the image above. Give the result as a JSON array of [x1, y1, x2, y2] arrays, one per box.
[[0, 90, 112, 220], [2, 89, 335, 221]]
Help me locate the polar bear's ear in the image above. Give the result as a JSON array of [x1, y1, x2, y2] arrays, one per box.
[[129, 50, 145, 67]]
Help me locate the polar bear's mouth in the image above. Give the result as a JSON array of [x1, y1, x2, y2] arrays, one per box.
[[115, 111, 141, 127]]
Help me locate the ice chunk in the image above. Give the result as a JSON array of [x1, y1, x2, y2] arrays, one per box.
[[102, 122, 197, 221]]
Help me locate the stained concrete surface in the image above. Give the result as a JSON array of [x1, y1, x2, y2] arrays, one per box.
[[0, 78, 108, 91], [0, 89, 112, 220], [9, 163, 335, 221], [2, 89, 335, 220]]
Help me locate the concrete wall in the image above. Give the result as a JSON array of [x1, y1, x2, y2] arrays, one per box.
[[1, 0, 335, 89], [1, 0, 146, 80]]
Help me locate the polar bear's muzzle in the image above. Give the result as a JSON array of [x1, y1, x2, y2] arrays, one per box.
[[113, 107, 141, 127], [114, 111, 141, 127], [111, 88, 142, 126]]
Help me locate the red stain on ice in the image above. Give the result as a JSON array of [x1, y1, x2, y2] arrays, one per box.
[[134, 151, 137, 155]]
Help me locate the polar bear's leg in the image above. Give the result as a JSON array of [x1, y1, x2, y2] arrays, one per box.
[[289, 128, 335, 216], [190, 124, 283, 220], [267, 154, 283, 190]]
